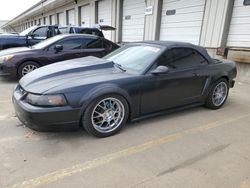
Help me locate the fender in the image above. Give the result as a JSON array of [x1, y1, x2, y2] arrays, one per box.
[[78, 83, 134, 118]]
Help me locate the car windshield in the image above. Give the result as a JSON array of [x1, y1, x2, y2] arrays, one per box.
[[32, 35, 65, 49], [19, 26, 38, 36], [104, 45, 163, 73]]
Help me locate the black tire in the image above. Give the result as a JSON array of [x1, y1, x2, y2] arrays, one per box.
[[205, 78, 229, 109], [17, 61, 40, 78], [82, 94, 129, 137]]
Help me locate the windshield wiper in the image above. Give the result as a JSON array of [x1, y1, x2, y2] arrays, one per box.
[[114, 63, 126, 72]]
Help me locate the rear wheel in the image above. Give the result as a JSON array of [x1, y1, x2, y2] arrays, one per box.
[[18, 61, 40, 78], [82, 95, 129, 137], [205, 78, 229, 109]]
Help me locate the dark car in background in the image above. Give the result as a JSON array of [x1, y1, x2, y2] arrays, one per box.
[[0, 34, 119, 78], [0, 25, 116, 51], [13, 41, 237, 137]]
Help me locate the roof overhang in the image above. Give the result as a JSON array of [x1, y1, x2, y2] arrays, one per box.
[[1, 0, 74, 29]]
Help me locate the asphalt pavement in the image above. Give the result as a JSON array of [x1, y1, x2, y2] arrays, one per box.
[[0, 77, 250, 188]]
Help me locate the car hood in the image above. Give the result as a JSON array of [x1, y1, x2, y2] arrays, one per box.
[[0, 47, 32, 56], [19, 56, 132, 94]]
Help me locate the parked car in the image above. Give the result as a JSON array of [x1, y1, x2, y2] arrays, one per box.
[[0, 25, 115, 51], [0, 25, 59, 50], [0, 34, 119, 78], [58, 25, 116, 38], [13, 41, 237, 137]]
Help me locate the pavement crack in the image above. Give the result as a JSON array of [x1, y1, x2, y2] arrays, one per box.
[[157, 144, 230, 176]]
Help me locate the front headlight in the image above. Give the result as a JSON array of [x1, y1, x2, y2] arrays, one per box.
[[0, 54, 14, 63], [25, 93, 67, 107]]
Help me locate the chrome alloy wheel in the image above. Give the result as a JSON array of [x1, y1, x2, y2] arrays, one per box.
[[91, 97, 125, 133], [212, 82, 228, 106], [22, 64, 38, 76]]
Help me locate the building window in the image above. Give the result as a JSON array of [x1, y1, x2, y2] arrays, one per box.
[[244, 0, 250, 5]]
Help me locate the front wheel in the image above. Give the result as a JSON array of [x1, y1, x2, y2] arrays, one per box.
[[205, 78, 229, 109], [18, 61, 40, 78], [82, 95, 129, 137]]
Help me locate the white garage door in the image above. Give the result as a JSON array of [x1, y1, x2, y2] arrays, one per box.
[[227, 0, 250, 47], [57, 12, 65, 26], [67, 9, 75, 26], [122, 0, 146, 42], [80, 4, 90, 27], [38, 18, 42, 25], [160, 0, 205, 45], [44, 17, 49, 25], [98, 0, 112, 40], [50, 15, 56, 25]]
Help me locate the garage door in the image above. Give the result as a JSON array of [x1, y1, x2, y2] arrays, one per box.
[[67, 9, 75, 26], [57, 12, 65, 26], [80, 4, 90, 27], [38, 18, 42, 25], [50, 15, 56, 25], [160, 0, 205, 45], [45, 17, 49, 25], [122, 0, 146, 42], [98, 0, 112, 40], [227, 0, 250, 47]]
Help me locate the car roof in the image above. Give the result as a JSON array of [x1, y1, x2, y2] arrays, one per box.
[[59, 26, 100, 30], [137, 40, 198, 48], [133, 41, 213, 63], [58, 34, 99, 39]]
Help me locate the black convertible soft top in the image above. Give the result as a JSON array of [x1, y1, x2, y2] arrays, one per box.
[[138, 41, 213, 63]]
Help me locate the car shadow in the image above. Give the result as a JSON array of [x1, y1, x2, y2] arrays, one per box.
[[125, 106, 206, 129], [19, 105, 208, 142], [0, 77, 18, 83]]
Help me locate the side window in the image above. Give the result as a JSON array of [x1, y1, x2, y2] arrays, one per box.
[[86, 38, 103, 49], [244, 0, 250, 5], [172, 48, 208, 69], [82, 38, 95, 48], [49, 38, 82, 51], [32, 27, 48, 37], [103, 40, 113, 50], [157, 50, 174, 68], [157, 48, 208, 70], [58, 27, 70, 34]]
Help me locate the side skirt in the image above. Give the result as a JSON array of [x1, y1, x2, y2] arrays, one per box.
[[130, 102, 204, 123]]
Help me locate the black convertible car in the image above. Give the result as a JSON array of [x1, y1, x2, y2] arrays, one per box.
[[0, 34, 118, 78], [13, 41, 237, 137]]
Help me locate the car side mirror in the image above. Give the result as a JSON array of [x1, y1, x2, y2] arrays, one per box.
[[151, 66, 169, 75], [54, 44, 63, 52]]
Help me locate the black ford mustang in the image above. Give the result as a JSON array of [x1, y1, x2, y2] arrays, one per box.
[[13, 41, 237, 137]]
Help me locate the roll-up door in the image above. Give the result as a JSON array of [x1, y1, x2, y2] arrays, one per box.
[[57, 12, 65, 26], [227, 0, 250, 47], [160, 0, 205, 45], [44, 17, 49, 25], [50, 15, 56, 25], [80, 4, 90, 27], [122, 0, 146, 42], [67, 9, 75, 26], [98, 0, 112, 40]]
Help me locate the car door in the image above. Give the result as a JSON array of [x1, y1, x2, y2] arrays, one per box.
[[44, 38, 84, 65], [140, 48, 208, 114], [28, 26, 48, 46]]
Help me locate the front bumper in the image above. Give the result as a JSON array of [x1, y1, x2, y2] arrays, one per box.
[[0, 63, 16, 77], [13, 90, 81, 131]]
